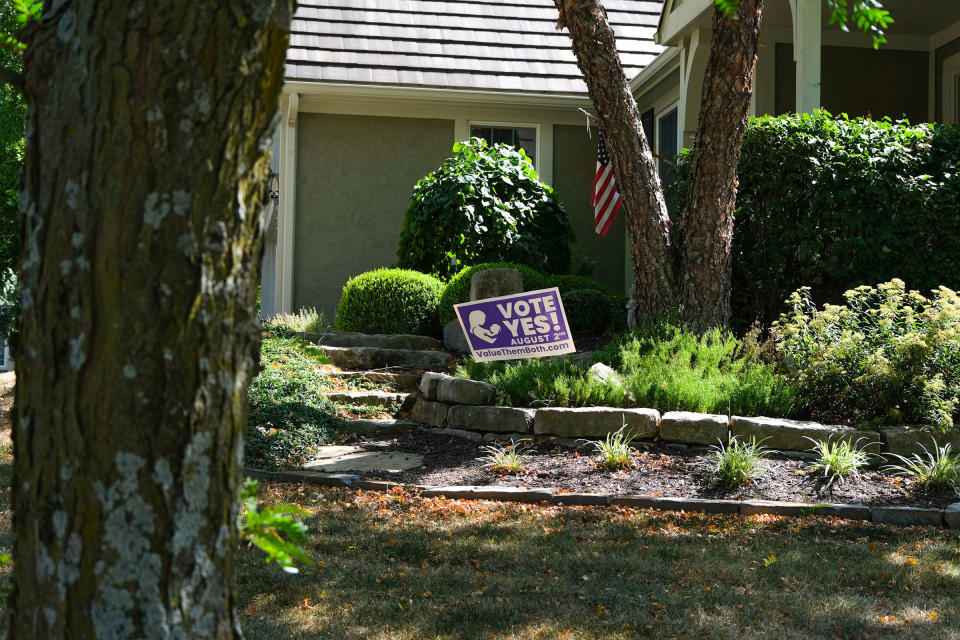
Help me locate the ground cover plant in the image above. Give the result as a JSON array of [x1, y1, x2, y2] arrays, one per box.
[[582, 425, 638, 471], [775, 280, 960, 430], [234, 484, 960, 640], [885, 441, 960, 491], [246, 335, 344, 470], [476, 440, 531, 475], [397, 138, 573, 279], [706, 436, 770, 486], [265, 307, 328, 334], [457, 321, 795, 416]]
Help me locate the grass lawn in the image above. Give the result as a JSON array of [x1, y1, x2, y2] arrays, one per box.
[[236, 484, 960, 640]]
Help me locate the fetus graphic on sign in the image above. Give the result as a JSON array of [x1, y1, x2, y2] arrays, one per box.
[[468, 310, 501, 344], [454, 287, 576, 362]]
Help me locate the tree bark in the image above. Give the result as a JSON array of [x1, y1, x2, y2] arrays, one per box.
[[554, 0, 677, 319], [680, 0, 763, 332], [11, 1, 291, 637]]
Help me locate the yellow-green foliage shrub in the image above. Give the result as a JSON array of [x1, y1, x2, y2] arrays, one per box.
[[775, 279, 960, 431]]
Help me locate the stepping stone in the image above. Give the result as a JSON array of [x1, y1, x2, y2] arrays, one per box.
[[326, 390, 412, 409], [342, 419, 420, 434], [304, 445, 423, 473], [301, 331, 444, 351], [319, 346, 451, 371], [336, 370, 423, 391]]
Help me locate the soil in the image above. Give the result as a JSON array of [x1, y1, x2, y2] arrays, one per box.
[[330, 430, 960, 509]]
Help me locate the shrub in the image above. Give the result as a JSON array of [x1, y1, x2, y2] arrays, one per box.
[[561, 288, 623, 335], [805, 438, 873, 484], [246, 336, 342, 470], [336, 268, 444, 336], [774, 280, 960, 430], [705, 436, 770, 486], [438, 261, 548, 326], [547, 274, 608, 294], [398, 138, 573, 279], [883, 440, 960, 490], [670, 112, 960, 329]]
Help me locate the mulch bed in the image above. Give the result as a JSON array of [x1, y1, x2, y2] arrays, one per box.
[[332, 430, 959, 509]]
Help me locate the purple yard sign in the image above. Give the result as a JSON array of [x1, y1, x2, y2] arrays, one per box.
[[453, 287, 575, 362]]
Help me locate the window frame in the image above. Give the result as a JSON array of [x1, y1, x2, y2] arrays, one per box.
[[467, 121, 541, 169], [655, 100, 680, 177], [943, 51, 960, 124]]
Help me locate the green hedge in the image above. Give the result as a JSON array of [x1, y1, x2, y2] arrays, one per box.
[[547, 274, 609, 294], [670, 112, 960, 328], [562, 289, 623, 335], [438, 262, 548, 326], [397, 138, 573, 279], [336, 268, 444, 336]]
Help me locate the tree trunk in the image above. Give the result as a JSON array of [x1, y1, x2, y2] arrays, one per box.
[[554, 0, 677, 318], [11, 2, 291, 637], [679, 0, 763, 332]]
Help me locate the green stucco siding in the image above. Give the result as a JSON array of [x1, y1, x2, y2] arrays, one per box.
[[552, 124, 626, 294], [775, 44, 928, 121], [293, 113, 454, 319]]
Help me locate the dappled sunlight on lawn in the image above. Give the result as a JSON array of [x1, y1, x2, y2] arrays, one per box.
[[236, 485, 960, 640]]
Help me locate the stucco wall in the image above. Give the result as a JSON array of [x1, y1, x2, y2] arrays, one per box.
[[552, 124, 626, 294], [293, 113, 454, 318], [775, 44, 928, 121]]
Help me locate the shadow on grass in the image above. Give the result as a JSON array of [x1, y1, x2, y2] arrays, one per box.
[[236, 487, 960, 640]]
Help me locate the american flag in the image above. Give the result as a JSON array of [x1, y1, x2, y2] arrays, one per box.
[[591, 135, 621, 237]]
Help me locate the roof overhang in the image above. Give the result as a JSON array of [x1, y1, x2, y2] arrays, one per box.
[[629, 47, 681, 96], [656, 0, 713, 46]]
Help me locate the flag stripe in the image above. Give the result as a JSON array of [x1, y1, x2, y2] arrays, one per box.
[[592, 135, 620, 237]]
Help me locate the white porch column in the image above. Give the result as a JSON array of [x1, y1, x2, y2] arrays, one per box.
[[790, 0, 822, 113], [678, 28, 710, 148], [278, 92, 299, 313]]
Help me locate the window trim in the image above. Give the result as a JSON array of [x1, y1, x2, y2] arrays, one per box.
[[467, 121, 541, 170], [943, 52, 960, 124], [655, 100, 680, 176]]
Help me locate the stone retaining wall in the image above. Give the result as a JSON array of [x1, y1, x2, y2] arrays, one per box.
[[409, 373, 955, 456]]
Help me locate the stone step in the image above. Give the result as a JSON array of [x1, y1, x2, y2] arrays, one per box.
[[336, 370, 422, 391], [340, 418, 420, 434], [326, 390, 413, 409], [300, 331, 444, 351], [319, 345, 452, 372]]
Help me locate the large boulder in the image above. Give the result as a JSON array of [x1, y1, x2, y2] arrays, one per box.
[[419, 372, 456, 401], [436, 377, 495, 406], [446, 406, 535, 434], [470, 268, 523, 301], [410, 399, 450, 427], [879, 425, 960, 456], [660, 411, 729, 445], [443, 320, 471, 353], [731, 416, 881, 453], [533, 407, 659, 439]]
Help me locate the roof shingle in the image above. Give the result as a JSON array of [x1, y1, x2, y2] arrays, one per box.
[[286, 0, 667, 94]]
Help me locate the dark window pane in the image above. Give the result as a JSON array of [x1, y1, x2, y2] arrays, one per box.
[[657, 107, 679, 211], [469, 124, 536, 165]]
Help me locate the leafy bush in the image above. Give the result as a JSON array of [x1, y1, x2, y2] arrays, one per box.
[[246, 336, 342, 470], [562, 288, 624, 335], [336, 268, 444, 336], [438, 261, 548, 326], [705, 436, 770, 486], [775, 280, 960, 430], [457, 322, 795, 416], [398, 138, 573, 279], [547, 274, 608, 294], [805, 438, 873, 484], [670, 112, 960, 328], [265, 307, 327, 334]]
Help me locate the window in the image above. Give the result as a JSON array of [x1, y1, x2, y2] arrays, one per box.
[[469, 124, 537, 165], [657, 106, 679, 211]]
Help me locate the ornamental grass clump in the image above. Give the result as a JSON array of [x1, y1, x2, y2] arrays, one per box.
[[582, 424, 638, 471], [706, 436, 770, 486], [775, 280, 960, 431], [884, 440, 960, 490], [805, 438, 873, 484], [477, 440, 533, 475], [265, 307, 327, 334]]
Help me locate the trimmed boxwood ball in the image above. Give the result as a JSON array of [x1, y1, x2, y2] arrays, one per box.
[[438, 262, 548, 326], [561, 289, 622, 335], [547, 274, 609, 294], [397, 137, 574, 279], [336, 268, 444, 337]]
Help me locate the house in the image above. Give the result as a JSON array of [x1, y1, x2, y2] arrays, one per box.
[[262, 0, 960, 321]]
